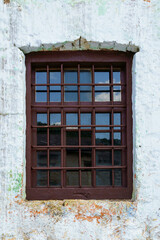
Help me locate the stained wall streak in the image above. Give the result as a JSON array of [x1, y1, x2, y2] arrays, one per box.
[[0, 0, 160, 239]]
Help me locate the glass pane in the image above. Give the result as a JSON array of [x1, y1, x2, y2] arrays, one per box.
[[80, 86, 92, 102], [81, 113, 91, 129], [95, 86, 110, 102], [96, 113, 110, 130], [114, 132, 121, 145], [65, 71, 78, 84], [37, 151, 47, 167], [50, 71, 61, 84], [50, 113, 61, 126], [37, 170, 47, 186], [81, 149, 92, 167], [66, 149, 79, 167], [96, 170, 112, 186], [66, 131, 78, 145], [96, 150, 112, 166], [95, 71, 110, 84], [114, 113, 121, 130], [96, 132, 111, 145], [36, 72, 47, 84], [66, 113, 78, 127], [49, 170, 61, 186], [50, 151, 61, 167], [49, 128, 61, 145], [37, 113, 47, 126], [113, 71, 120, 84], [113, 86, 121, 101], [64, 86, 78, 102], [114, 169, 122, 186], [36, 86, 47, 102], [80, 70, 91, 84], [82, 171, 92, 186], [114, 150, 121, 166], [50, 87, 61, 102], [81, 131, 92, 145], [66, 171, 79, 186], [37, 128, 47, 146]]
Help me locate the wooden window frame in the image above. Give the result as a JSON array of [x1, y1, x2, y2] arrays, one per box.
[[26, 51, 133, 200]]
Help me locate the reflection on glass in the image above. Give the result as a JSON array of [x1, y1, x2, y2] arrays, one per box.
[[66, 171, 79, 186], [49, 170, 61, 186], [80, 86, 92, 102], [37, 113, 47, 126], [96, 150, 112, 166], [96, 113, 110, 130], [49, 128, 61, 145], [64, 71, 78, 102], [66, 149, 79, 167], [81, 149, 92, 167], [50, 71, 61, 84], [36, 72, 47, 84], [114, 132, 121, 145], [113, 86, 121, 101], [66, 131, 78, 145], [50, 151, 61, 167], [95, 86, 110, 102], [36, 72, 47, 102], [80, 70, 91, 84], [113, 71, 120, 84], [66, 113, 78, 127], [65, 71, 78, 84], [37, 170, 47, 186], [94, 71, 110, 84], [82, 171, 92, 186], [96, 170, 112, 186], [114, 150, 121, 166], [81, 113, 91, 129], [81, 131, 92, 145], [114, 169, 121, 186], [37, 151, 47, 167], [50, 113, 61, 126], [114, 113, 121, 129], [50, 86, 61, 102], [37, 128, 47, 146], [96, 132, 111, 145]]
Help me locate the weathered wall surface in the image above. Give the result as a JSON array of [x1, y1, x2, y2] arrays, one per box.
[[0, 0, 160, 239]]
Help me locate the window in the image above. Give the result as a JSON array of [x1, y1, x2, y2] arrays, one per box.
[[26, 51, 133, 200]]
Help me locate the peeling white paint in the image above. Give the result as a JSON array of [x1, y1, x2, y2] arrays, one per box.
[[0, 0, 160, 239]]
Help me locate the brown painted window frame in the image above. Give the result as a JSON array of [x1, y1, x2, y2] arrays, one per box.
[[26, 51, 133, 200]]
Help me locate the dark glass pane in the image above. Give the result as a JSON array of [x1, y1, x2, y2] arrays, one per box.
[[114, 150, 121, 166], [96, 113, 110, 130], [49, 170, 61, 186], [66, 149, 79, 167], [50, 151, 61, 167], [80, 70, 91, 84], [37, 170, 47, 186], [66, 171, 79, 186], [113, 71, 120, 84], [80, 86, 92, 102], [81, 113, 91, 129], [81, 131, 92, 145], [114, 132, 121, 145], [37, 151, 47, 167], [37, 128, 47, 146], [95, 86, 110, 102], [50, 113, 61, 126], [114, 169, 122, 186], [50, 71, 61, 84], [96, 170, 112, 186], [66, 131, 78, 145], [64, 86, 78, 102], [37, 113, 47, 126], [96, 150, 112, 166], [113, 86, 121, 101], [81, 171, 92, 186], [49, 128, 61, 145], [81, 149, 92, 167], [36, 86, 47, 102], [114, 113, 121, 129], [36, 72, 47, 84], [50, 86, 61, 102], [64, 71, 78, 84], [95, 132, 111, 145], [66, 113, 78, 127], [94, 71, 110, 84]]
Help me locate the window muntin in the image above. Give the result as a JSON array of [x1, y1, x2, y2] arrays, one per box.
[[26, 51, 133, 200]]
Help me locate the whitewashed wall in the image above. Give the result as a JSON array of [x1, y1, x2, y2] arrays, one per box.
[[0, 0, 160, 239]]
